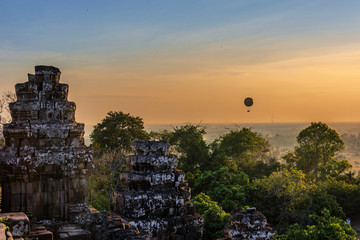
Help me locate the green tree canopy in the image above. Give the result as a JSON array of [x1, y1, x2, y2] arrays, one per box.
[[90, 111, 149, 153], [167, 124, 210, 173], [193, 193, 231, 240], [88, 111, 149, 210], [193, 167, 249, 212], [284, 122, 348, 180], [210, 128, 272, 171], [320, 178, 360, 216], [282, 209, 356, 240], [248, 168, 344, 230]]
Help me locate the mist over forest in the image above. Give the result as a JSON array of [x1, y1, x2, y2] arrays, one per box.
[[86, 122, 360, 172]]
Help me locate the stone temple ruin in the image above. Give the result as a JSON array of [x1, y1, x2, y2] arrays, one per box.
[[0, 66, 92, 221], [113, 140, 203, 239], [0, 66, 203, 240]]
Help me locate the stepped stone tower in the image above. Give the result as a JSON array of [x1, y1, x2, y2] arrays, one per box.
[[0, 66, 92, 220], [113, 140, 203, 239]]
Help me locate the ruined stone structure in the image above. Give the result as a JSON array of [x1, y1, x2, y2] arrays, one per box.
[[222, 208, 275, 240], [0, 66, 92, 221], [113, 140, 203, 239], [0, 66, 203, 239]]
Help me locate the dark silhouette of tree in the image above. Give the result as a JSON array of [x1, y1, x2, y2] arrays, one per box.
[[89, 111, 149, 210], [210, 128, 272, 171], [168, 124, 210, 173], [90, 111, 149, 153], [284, 122, 349, 180]]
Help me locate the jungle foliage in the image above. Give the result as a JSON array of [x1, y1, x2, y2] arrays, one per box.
[[193, 193, 231, 240], [281, 209, 356, 240], [88, 114, 360, 240]]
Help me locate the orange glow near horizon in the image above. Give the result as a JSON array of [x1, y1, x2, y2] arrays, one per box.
[[54, 44, 360, 126]]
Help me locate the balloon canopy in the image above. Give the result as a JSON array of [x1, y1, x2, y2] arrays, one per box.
[[244, 97, 253, 107]]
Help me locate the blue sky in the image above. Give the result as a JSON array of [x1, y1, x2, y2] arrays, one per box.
[[3, 1, 358, 55]]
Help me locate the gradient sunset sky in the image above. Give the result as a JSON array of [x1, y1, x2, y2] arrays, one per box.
[[1, 1, 360, 125]]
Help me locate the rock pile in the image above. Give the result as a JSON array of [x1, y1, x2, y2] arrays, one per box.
[[222, 208, 275, 240], [0, 66, 92, 221], [0, 212, 53, 240], [113, 140, 203, 239], [0, 212, 30, 239]]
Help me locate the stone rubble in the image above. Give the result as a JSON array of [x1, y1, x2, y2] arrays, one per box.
[[221, 208, 275, 240], [57, 225, 91, 240], [102, 212, 148, 240], [25, 226, 53, 240], [113, 140, 203, 239], [0, 212, 29, 238]]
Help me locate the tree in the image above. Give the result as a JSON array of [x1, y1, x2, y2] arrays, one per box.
[[210, 128, 273, 172], [167, 124, 210, 173], [282, 209, 356, 240], [193, 167, 249, 212], [89, 111, 149, 210], [248, 168, 344, 230], [148, 129, 172, 142], [320, 178, 360, 216], [284, 122, 348, 179], [193, 193, 231, 240], [90, 111, 149, 153], [243, 158, 282, 180], [88, 150, 127, 210]]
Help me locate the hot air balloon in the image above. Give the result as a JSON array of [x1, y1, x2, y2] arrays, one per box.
[[244, 97, 253, 112]]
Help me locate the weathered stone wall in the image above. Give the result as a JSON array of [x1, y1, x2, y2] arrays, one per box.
[[0, 66, 92, 221], [113, 140, 203, 239], [222, 208, 275, 240]]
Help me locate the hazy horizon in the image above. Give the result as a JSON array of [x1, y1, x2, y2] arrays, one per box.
[[144, 120, 360, 125], [85, 121, 360, 139], [83, 121, 360, 173]]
